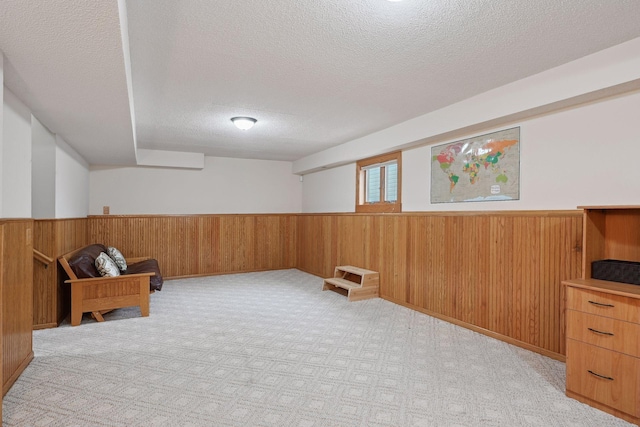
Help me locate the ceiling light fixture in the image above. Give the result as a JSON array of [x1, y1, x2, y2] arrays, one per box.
[[231, 116, 257, 130]]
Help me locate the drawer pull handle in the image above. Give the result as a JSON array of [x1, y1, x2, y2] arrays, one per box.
[[587, 370, 614, 381], [587, 327, 614, 336], [588, 300, 614, 308]]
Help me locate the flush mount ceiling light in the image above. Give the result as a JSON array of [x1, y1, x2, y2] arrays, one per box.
[[231, 116, 257, 130]]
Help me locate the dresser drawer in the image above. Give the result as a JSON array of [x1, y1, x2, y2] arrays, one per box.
[[567, 287, 640, 323], [567, 310, 640, 357], [566, 339, 640, 417]]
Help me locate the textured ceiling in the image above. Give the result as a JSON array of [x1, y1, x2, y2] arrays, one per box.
[[2, 1, 640, 164], [0, 0, 137, 165]]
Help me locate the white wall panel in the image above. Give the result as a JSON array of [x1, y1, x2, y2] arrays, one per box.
[[0, 53, 4, 215], [2, 87, 31, 218], [89, 156, 302, 215], [304, 91, 640, 212], [301, 164, 355, 213], [31, 116, 56, 218], [403, 91, 640, 211], [55, 135, 89, 218]]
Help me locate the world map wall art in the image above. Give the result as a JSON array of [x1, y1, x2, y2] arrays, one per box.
[[430, 127, 520, 203]]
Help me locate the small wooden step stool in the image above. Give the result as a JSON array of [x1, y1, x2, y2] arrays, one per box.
[[322, 265, 379, 301]]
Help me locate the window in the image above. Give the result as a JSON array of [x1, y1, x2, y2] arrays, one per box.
[[356, 151, 401, 213]]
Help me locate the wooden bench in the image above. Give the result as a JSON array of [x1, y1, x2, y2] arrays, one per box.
[[59, 246, 156, 326]]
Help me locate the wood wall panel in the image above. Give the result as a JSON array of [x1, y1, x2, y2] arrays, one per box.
[[33, 219, 88, 329], [33, 211, 580, 360], [296, 211, 582, 358], [88, 215, 297, 279], [603, 209, 640, 261], [0, 222, 3, 417], [1, 219, 34, 395], [32, 220, 54, 328]]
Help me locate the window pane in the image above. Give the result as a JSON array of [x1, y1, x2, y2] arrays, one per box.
[[356, 152, 401, 213], [385, 163, 397, 202], [366, 167, 381, 203]]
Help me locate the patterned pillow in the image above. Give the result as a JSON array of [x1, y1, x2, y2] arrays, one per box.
[[107, 246, 128, 271], [95, 252, 121, 277]]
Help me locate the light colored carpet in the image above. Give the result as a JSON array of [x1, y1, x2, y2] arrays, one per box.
[[3, 269, 634, 426]]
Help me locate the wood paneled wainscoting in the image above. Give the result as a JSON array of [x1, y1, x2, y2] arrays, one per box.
[[296, 211, 583, 360], [1, 219, 34, 398], [88, 215, 297, 279], [32, 215, 297, 330], [33, 219, 88, 329], [34, 212, 581, 360]]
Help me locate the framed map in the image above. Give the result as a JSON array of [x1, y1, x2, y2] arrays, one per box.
[[431, 127, 520, 203]]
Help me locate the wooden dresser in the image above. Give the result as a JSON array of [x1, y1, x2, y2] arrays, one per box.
[[563, 206, 640, 425], [564, 279, 640, 424]]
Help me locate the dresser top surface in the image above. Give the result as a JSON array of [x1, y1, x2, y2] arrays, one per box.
[[563, 278, 640, 299], [578, 205, 640, 210]]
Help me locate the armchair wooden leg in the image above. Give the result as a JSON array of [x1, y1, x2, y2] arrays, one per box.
[[90, 310, 114, 322], [91, 311, 105, 322], [71, 283, 83, 326], [139, 279, 150, 317]]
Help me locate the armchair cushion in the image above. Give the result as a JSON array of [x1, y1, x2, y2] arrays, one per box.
[[67, 243, 108, 279], [107, 246, 128, 271], [95, 252, 121, 277], [126, 258, 164, 291]]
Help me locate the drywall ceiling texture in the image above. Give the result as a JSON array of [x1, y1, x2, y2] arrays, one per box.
[[126, 0, 640, 162], [2, 1, 640, 167], [0, 1, 137, 165], [294, 36, 640, 174]]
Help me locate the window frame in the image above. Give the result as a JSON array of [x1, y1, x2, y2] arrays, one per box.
[[355, 151, 402, 213]]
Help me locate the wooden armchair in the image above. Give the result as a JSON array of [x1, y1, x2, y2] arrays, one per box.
[[58, 244, 162, 326]]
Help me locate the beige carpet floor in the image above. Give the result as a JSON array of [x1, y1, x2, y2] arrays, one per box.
[[3, 269, 634, 426]]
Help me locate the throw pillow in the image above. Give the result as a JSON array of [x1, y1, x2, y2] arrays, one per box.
[[95, 252, 121, 277], [107, 246, 128, 271]]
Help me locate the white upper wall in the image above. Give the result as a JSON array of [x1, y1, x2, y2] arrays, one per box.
[[32, 119, 90, 219], [31, 115, 56, 218], [3, 63, 90, 220], [89, 156, 302, 215], [0, 54, 4, 216], [2, 86, 31, 218], [301, 163, 356, 213], [514, 92, 640, 209], [303, 90, 640, 213], [55, 135, 89, 218], [403, 91, 640, 211]]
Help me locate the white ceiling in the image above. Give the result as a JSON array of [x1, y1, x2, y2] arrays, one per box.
[[2, 0, 640, 165]]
